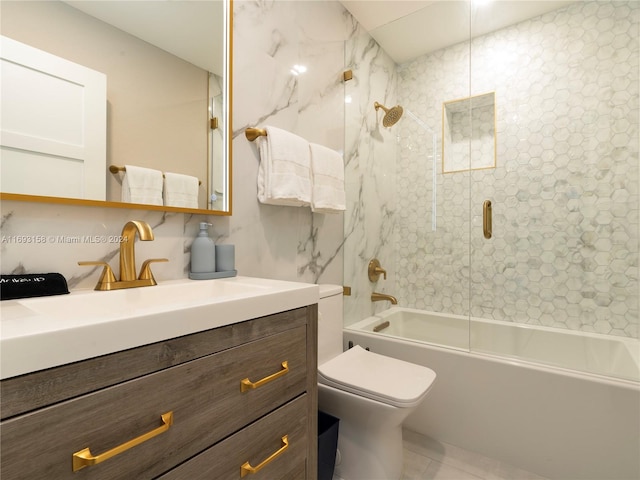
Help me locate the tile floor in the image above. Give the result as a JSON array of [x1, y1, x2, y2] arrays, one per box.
[[333, 430, 549, 480], [401, 430, 549, 480]]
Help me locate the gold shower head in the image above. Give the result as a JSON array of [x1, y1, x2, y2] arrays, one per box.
[[374, 101, 404, 127]]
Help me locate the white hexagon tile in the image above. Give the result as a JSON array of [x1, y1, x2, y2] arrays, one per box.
[[395, 1, 639, 338]]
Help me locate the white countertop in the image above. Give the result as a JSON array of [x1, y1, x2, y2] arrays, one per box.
[[0, 276, 319, 379]]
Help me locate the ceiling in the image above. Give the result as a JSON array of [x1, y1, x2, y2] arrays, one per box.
[[63, 1, 224, 75], [64, 0, 577, 74], [339, 0, 577, 64]]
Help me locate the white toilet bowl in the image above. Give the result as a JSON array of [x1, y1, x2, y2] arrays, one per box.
[[317, 344, 436, 480], [319, 385, 407, 480]]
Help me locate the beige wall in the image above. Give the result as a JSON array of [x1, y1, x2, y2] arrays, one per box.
[[1, 1, 209, 208]]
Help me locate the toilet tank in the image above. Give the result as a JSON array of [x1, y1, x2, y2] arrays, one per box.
[[318, 284, 344, 366]]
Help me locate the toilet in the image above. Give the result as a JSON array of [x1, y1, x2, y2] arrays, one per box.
[[317, 285, 436, 480]]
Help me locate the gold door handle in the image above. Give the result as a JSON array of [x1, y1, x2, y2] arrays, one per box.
[[240, 361, 289, 392], [240, 435, 289, 477], [72, 411, 174, 472], [483, 200, 492, 239]]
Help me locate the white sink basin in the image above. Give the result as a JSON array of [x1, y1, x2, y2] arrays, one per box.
[[21, 277, 271, 320], [0, 276, 319, 379]]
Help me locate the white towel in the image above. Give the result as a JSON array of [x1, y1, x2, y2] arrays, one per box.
[[309, 143, 346, 213], [163, 172, 199, 209], [256, 126, 311, 206], [121, 165, 163, 205]]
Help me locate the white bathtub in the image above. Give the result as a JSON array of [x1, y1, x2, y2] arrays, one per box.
[[345, 307, 640, 480], [350, 307, 640, 382]]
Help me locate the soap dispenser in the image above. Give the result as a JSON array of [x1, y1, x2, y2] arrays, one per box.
[[190, 222, 215, 275]]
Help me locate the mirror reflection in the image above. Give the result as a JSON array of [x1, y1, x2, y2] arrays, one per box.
[[0, 0, 229, 213]]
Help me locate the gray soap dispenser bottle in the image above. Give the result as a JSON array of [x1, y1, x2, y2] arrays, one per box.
[[190, 222, 215, 274]]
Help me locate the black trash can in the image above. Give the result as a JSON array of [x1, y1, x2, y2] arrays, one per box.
[[318, 411, 339, 480]]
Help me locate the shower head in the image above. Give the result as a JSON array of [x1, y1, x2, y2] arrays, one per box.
[[374, 101, 404, 127]]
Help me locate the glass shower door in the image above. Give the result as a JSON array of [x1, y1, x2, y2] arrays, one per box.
[[468, 0, 640, 382]]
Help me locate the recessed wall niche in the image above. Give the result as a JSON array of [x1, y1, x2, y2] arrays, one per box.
[[442, 92, 496, 173]]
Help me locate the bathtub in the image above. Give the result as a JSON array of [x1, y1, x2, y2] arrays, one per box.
[[345, 307, 640, 480]]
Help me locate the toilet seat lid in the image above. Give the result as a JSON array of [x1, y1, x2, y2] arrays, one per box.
[[318, 345, 436, 408]]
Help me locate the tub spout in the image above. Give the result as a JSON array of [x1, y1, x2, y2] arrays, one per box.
[[371, 292, 398, 305]]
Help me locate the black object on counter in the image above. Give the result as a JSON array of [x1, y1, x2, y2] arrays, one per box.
[[0, 273, 70, 300]]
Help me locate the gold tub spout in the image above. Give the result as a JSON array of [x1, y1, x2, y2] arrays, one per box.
[[371, 292, 398, 305]]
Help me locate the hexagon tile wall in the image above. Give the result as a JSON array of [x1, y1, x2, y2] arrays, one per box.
[[397, 1, 639, 338]]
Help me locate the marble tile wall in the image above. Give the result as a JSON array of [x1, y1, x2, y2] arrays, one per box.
[[0, 0, 352, 291], [343, 31, 399, 325], [396, 1, 639, 337], [226, 0, 349, 284]]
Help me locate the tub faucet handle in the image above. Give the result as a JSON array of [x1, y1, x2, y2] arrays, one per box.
[[368, 259, 387, 281]]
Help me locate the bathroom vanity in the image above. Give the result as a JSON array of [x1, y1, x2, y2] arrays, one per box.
[[0, 277, 319, 480]]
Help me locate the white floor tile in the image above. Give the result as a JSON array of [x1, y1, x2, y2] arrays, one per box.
[[402, 429, 548, 480], [402, 448, 433, 479], [422, 460, 485, 480], [486, 462, 549, 480], [328, 430, 547, 480]]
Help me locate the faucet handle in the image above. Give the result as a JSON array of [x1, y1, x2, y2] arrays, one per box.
[[138, 258, 169, 284], [78, 261, 117, 290], [368, 259, 387, 282]]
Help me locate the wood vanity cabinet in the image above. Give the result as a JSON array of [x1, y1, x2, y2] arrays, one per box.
[[0, 305, 318, 480]]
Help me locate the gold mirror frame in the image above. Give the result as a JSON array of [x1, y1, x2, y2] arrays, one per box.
[[442, 91, 496, 174], [0, 0, 233, 216]]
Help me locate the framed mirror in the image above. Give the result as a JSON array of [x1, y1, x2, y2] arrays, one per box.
[[0, 0, 232, 215], [442, 92, 496, 174]]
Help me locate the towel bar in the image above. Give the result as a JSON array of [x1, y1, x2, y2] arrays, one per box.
[[245, 128, 267, 142], [109, 166, 201, 185]]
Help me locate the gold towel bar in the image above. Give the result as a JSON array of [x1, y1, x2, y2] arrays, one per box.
[[109, 165, 201, 185], [245, 128, 267, 142]]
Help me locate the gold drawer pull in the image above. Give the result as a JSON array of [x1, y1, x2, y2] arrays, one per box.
[[72, 411, 174, 472], [240, 435, 289, 477], [240, 361, 289, 392]]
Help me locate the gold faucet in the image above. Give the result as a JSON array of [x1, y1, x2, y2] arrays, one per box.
[[371, 292, 398, 305], [79, 220, 168, 291]]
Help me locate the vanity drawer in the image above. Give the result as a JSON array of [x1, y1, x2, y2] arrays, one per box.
[[0, 326, 307, 480], [1, 307, 310, 419], [161, 394, 308, 480]]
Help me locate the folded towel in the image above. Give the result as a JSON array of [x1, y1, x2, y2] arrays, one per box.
[[121, 165, 163, 205], [256, 126, 311, 206], [309, 143, 346, 213], [0, 273, 69, 300], [163, 172, 199, 209]]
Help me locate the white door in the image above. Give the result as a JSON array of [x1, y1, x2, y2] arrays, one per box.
[[0, 35, 106, 200]]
